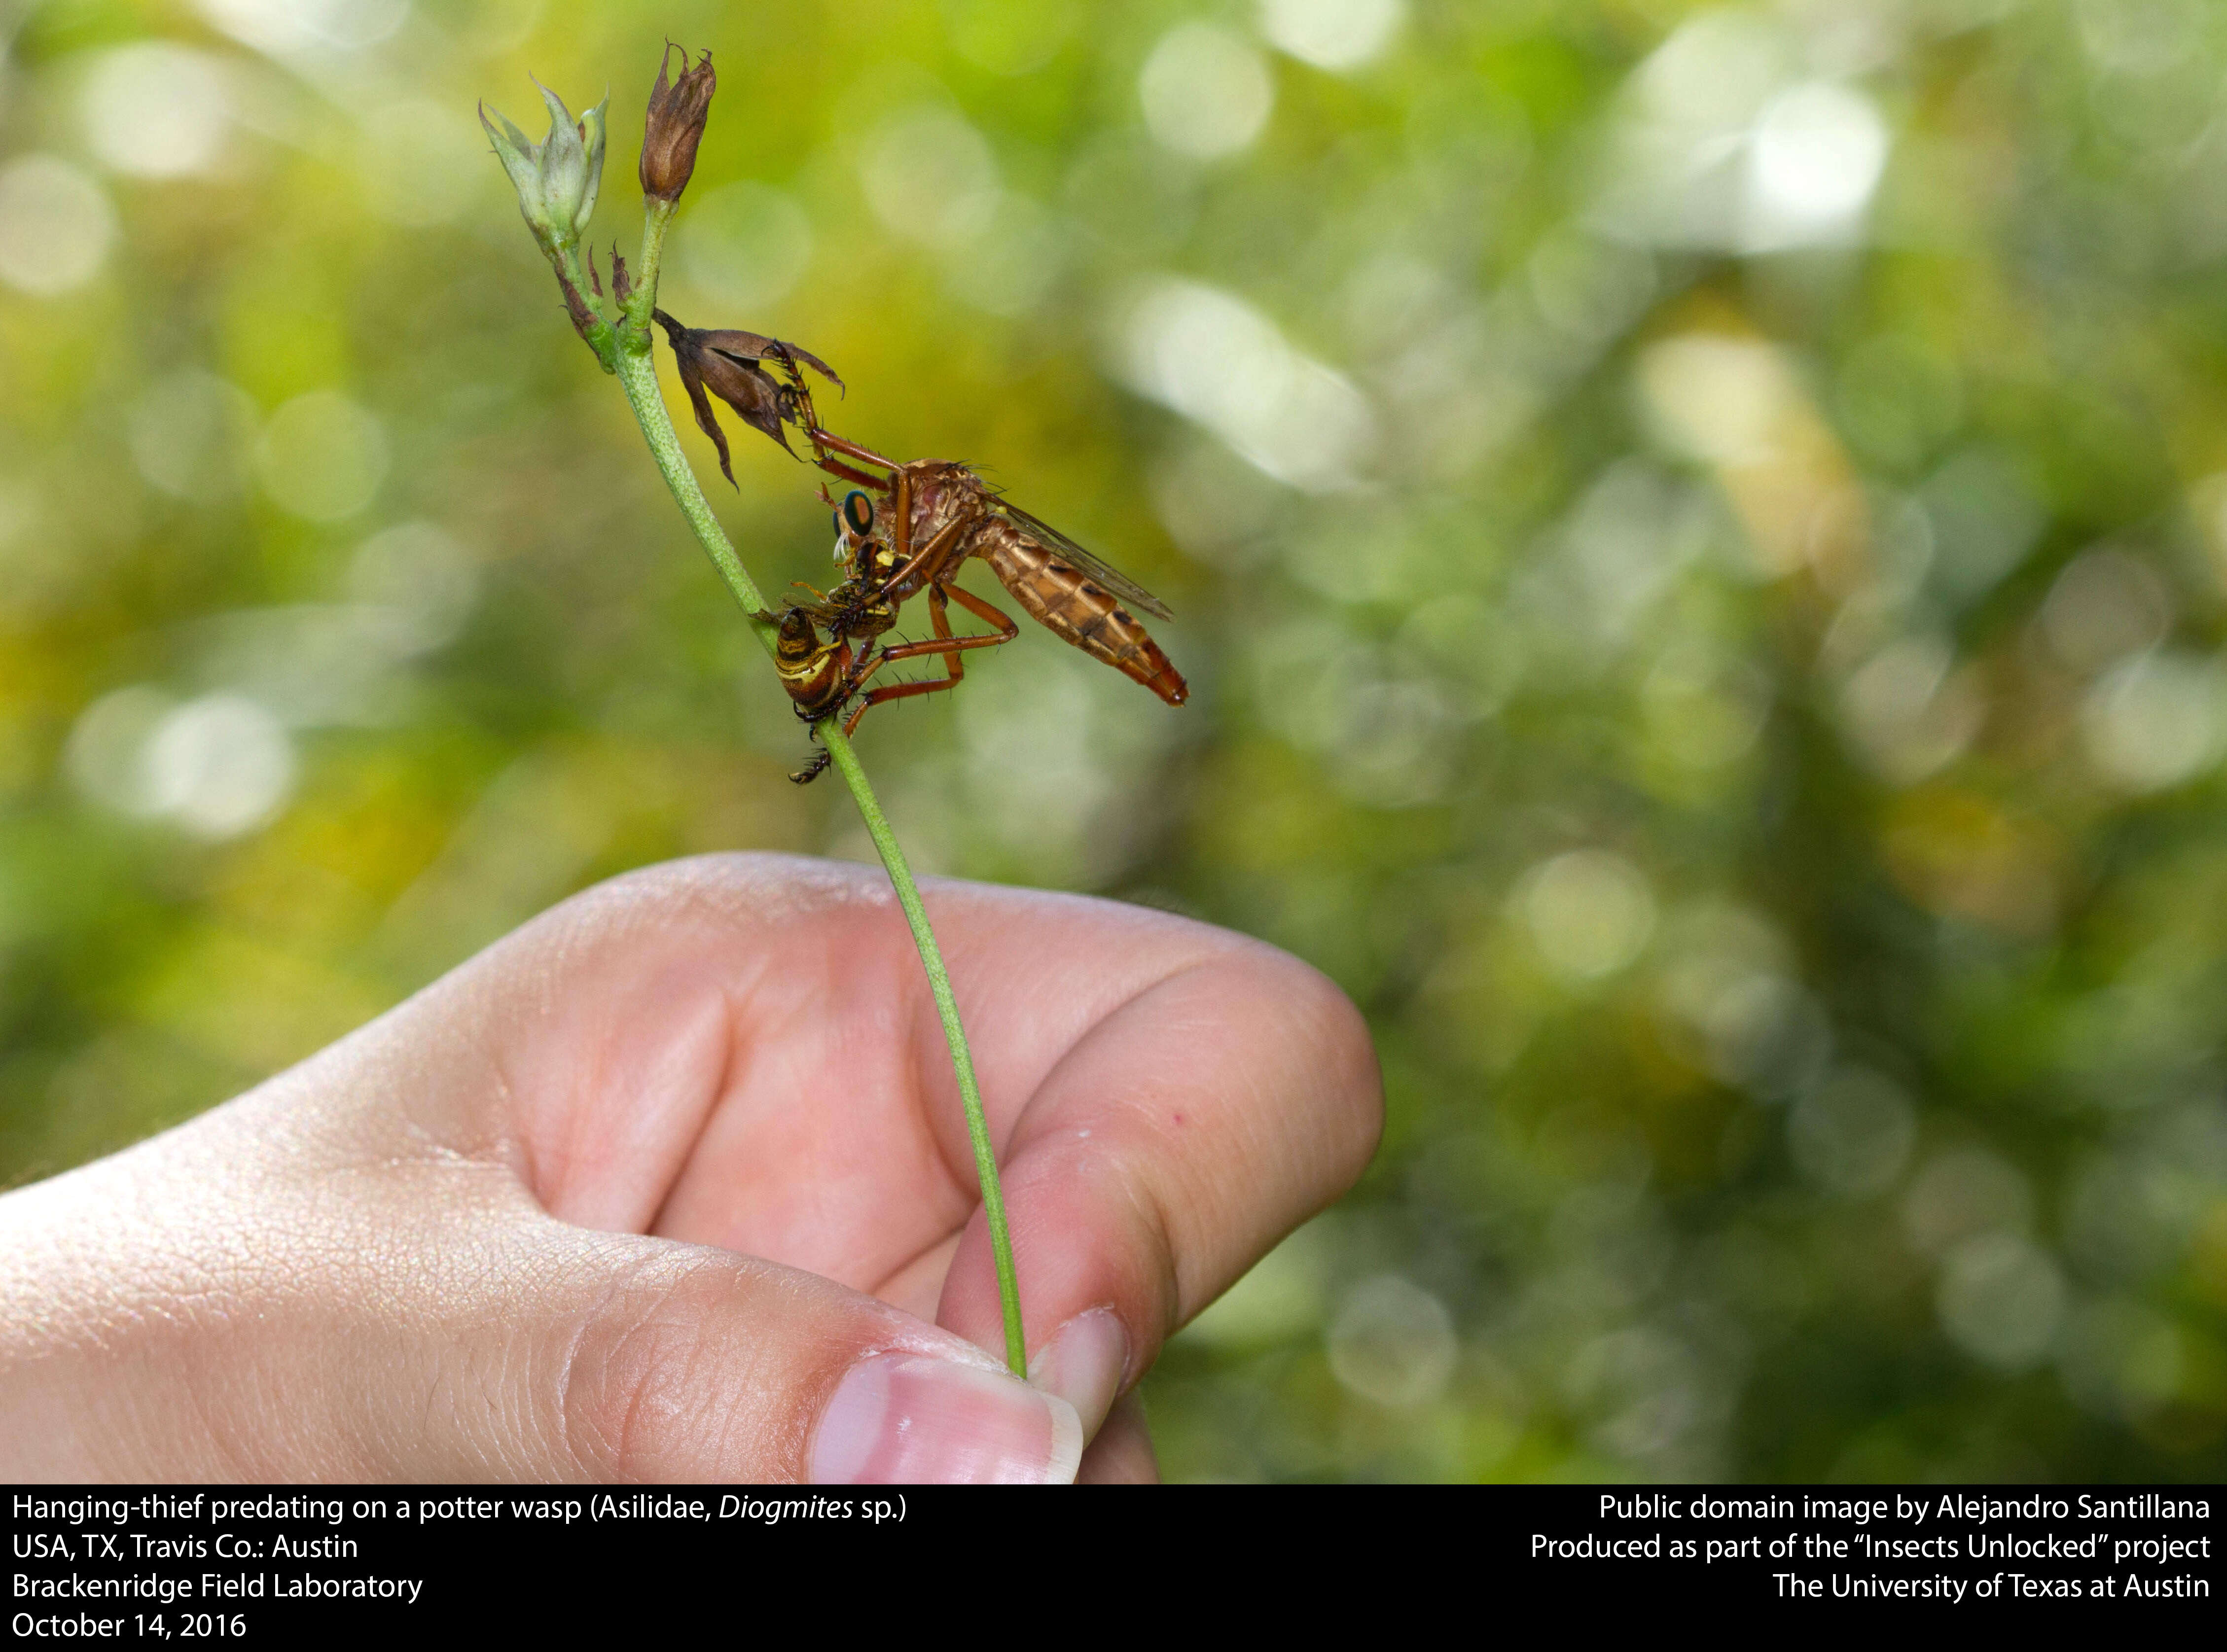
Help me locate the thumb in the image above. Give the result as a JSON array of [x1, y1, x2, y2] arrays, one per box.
[[0, 1090, 1079, 1486], [458, 1220, 1084, 1484]]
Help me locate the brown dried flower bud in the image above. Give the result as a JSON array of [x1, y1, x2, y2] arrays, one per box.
[[653, 309, 843, 483], [557, 269, 597, 342], [640, 44, 715, 204]]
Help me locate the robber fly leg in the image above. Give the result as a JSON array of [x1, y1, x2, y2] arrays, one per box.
[[945, 584, 1021, 643], [812, 453, 886, 492], [883, 580, 1017, 659], [808, 430, 901, 471], [877, 583, 1017, 669], [878, 512, 970, 603], [807, 430, 900, 497], [840, 587, 1013, 736]]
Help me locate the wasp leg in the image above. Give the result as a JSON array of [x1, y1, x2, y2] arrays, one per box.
[[789, 743, 834, 784], [787, 711, 838, 785]]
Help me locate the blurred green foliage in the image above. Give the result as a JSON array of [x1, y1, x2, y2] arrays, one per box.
[[3, 0, 2225, 1481]]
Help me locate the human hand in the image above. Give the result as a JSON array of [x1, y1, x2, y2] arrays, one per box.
[[0, 854, 1380, 1483]]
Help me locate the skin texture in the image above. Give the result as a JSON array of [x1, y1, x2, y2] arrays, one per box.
[[0, 854, 1382, 1482]]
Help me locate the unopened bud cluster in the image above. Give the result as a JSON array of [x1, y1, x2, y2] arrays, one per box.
[[481, 45, 724, 362], [479, 83, 607, 263]]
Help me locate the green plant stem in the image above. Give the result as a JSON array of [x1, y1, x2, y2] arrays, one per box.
[[553, 241, 617, 373], [615, 346, 773, 629], [611, 330, 1030, 1380], [618, 197, 674, 346], [822, 735, 1027, 1378]]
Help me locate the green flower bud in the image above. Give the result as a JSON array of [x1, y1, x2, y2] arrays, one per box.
[[479, 81, 608, 260]]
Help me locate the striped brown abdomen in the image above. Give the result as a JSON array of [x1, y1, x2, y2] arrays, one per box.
[[972, 522, 1188, 705], [771, 612, 856, 715]]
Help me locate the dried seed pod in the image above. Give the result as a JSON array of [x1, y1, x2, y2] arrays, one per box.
[[640, 45, 715, 204], [692, 328, 842, 393], [653, 309, 842, 480]]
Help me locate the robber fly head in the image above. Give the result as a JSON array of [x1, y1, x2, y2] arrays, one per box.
[[831, 488, 895, 581]]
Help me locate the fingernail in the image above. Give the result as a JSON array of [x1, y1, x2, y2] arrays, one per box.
[[810, 1354, 1083, 1484], [1028, 1308, 1130, 1440]]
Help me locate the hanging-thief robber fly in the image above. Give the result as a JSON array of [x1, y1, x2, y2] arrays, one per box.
[[803, 429, 1189, 707], [760, 433, 1186, 783]]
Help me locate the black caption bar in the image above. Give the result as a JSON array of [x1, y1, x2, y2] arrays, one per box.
[[4, 1484, 2216, 1630]]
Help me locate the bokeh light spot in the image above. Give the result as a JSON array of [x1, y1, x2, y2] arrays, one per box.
[[1522, 849, 1656, 983], [1789, 1067, 1916, 1197], [2039, 548, 2174, 678], [348, 521, 481, 652], [859, 105, 1001, 248], [2078, 650, 2225, 792], [144, 694, 296, 838], [1139, 24, 1273, 160], [1258, 0, 1405, 73], [65, 686, 179, 818], [197, 0, 409, 56], [1904, 1148, 2035, 1258], [66, 687, 294, 839], [1838, 634, 1984, 785], [678, 182, 816, 311], [128, 370, 260, 502], [1938, 1232, 2065, 1372], [1119, 279, 1375, 490], [1742, 81, 1888, 251], [1327, 1274, 1456, 1407], [0, 156, 116, 297], [257, 391, 390, 522], [81, 43, 234, 179], [1637, 334, 1796, 467]]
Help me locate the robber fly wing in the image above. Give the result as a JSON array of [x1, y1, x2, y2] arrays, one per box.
[[989, 498, 1175, 621]]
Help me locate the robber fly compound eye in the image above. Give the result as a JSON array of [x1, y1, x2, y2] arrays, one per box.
[[842, 490, 875, 538]]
